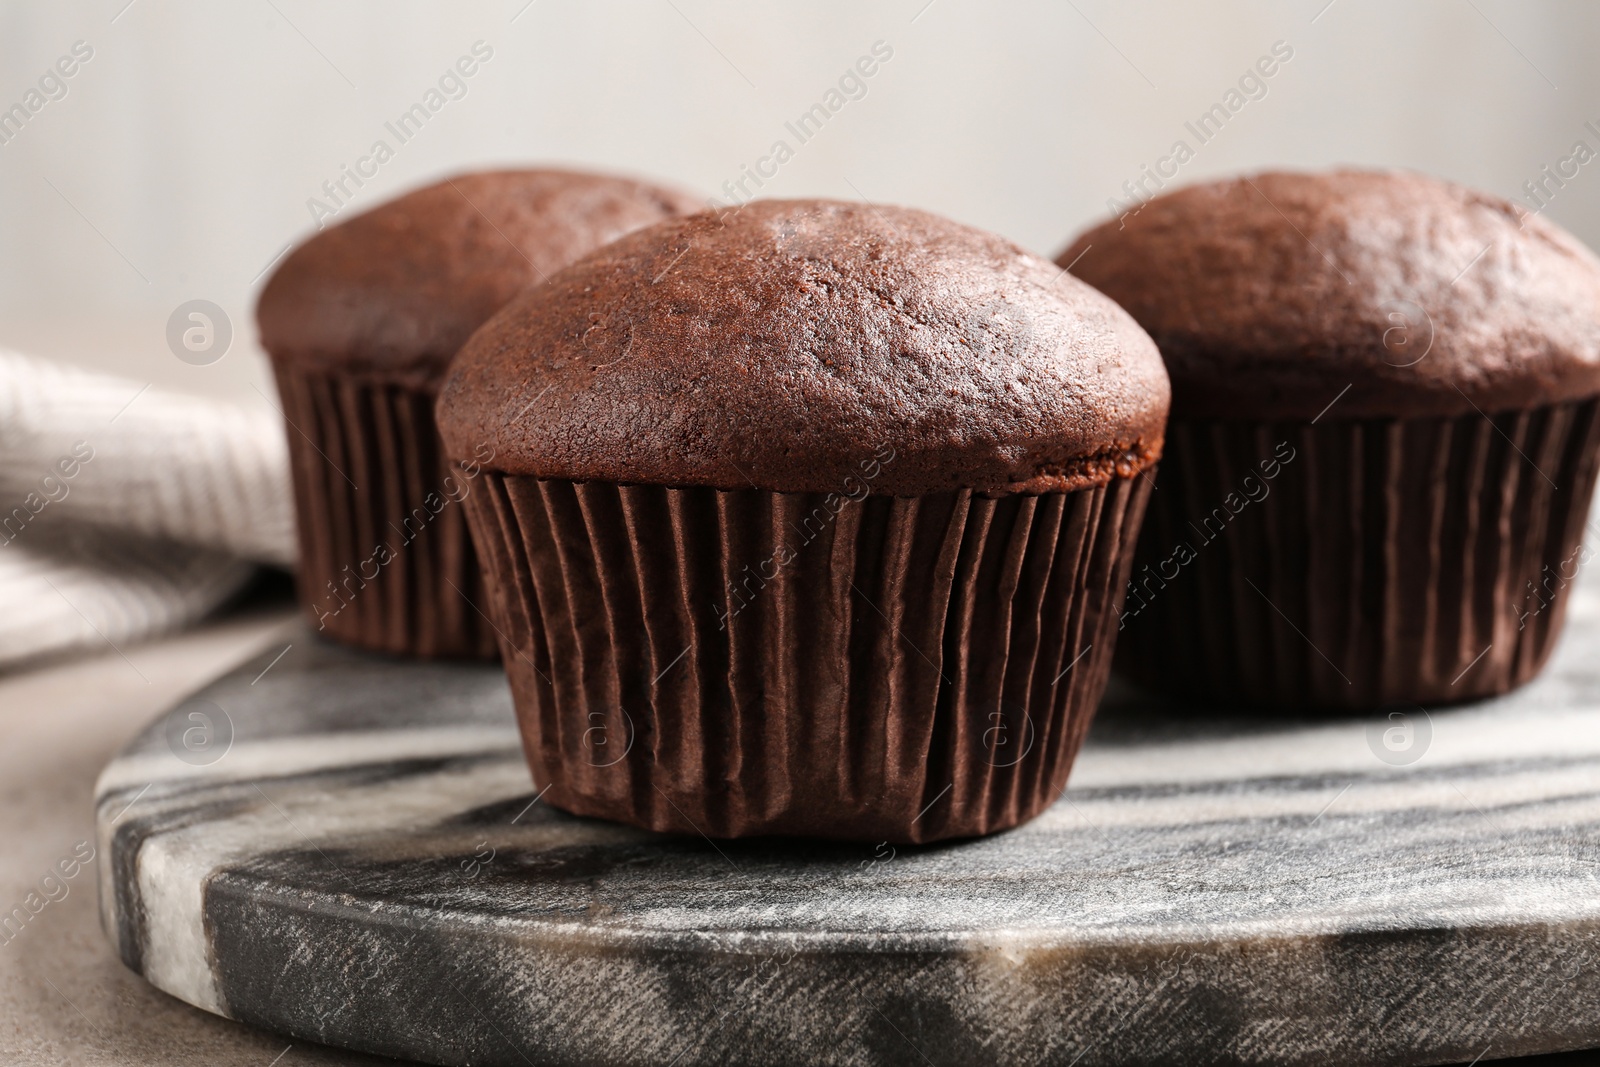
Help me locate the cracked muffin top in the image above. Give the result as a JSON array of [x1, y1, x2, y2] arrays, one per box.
[[257, 168, 703, 390], [1059, 169, 1600, 420], [436, 198, 1170, 496]]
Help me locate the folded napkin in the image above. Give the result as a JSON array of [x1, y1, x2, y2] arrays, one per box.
[[0, 348, 295, 669]]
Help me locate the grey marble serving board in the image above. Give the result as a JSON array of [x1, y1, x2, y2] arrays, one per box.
[[94, 584, 1600, 1067]]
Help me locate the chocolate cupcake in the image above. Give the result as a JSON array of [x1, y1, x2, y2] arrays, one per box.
[[1061, 169, 1600, 709], [437, 199, 1169, 842], [258, 169, 701, 658]]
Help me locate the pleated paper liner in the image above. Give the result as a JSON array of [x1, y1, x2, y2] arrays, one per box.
[[272, 366, 497, 659], [461, 473, 1152, 843], [1116, 398, 1600, 710]]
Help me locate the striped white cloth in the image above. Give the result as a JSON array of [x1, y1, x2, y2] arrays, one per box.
[[0, 349, 295, 669]]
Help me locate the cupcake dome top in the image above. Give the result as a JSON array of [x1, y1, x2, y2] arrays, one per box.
[[1060, 169, 1600, 420], [437, 199, 1170, 496], [257, 169, 702, 388]]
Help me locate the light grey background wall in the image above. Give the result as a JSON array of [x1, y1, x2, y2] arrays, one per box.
[[2, 0, 1597, 413]]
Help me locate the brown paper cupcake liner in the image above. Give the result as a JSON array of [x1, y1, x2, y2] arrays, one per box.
[[1116, 399, 1600, 709], [273, 365, 497, 659], [460, 473, 1152, 842]]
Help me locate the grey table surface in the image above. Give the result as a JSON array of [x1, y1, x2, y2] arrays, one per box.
[[72, 569, 1600, 1066], [0, 595, 400, 1067]]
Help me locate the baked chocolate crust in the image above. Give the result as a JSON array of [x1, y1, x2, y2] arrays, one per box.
[[257, 168, 702, 389], [1060, 169, 1600, 420], [438, 199, 1169, 497]]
